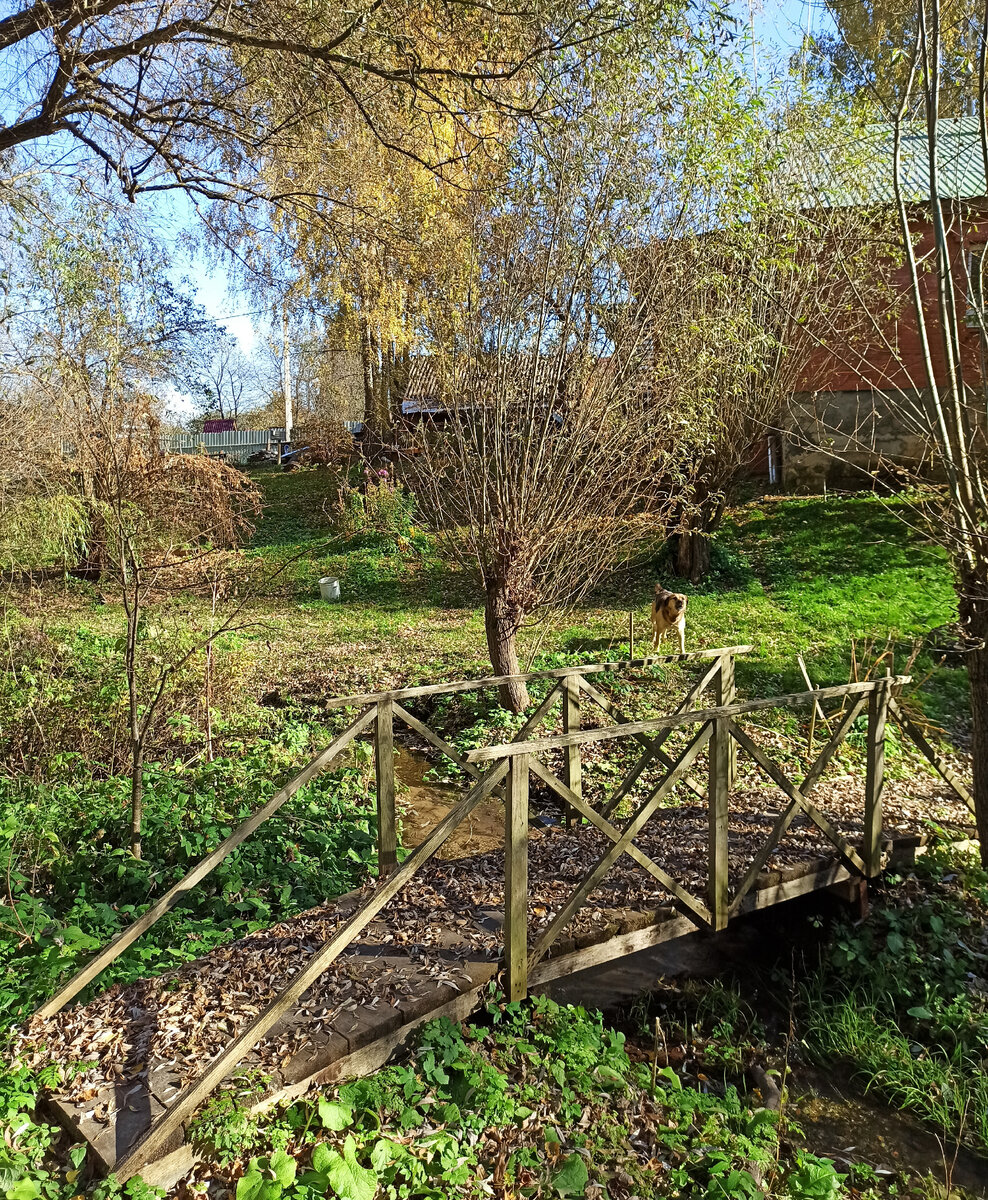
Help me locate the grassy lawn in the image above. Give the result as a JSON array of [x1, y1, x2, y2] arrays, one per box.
[[233, 473, 965, 731], [6, 470, 965, 736]]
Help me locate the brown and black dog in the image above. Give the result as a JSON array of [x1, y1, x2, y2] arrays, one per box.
[[650, 586, 688, 654]]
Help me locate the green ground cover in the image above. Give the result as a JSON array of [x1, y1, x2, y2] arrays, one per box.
[[0, 472, 978, 1200], [800, 843, 988, 1156]]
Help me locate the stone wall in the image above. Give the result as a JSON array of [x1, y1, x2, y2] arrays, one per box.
[[782, 389, 938, 491]]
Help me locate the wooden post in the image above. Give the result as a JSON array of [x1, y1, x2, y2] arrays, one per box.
[[864, 679, 888, 877], [629, 611, 635, 660], [505, 753, 530, 1002], [562, 674, 581, 827], [708, 716, 730, 930], [375, 698, 397, 876], [716, 653, 737, 790]]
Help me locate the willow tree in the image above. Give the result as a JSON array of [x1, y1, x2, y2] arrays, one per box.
[[403, 31, 736, 709], [1, 197, 261, 856]]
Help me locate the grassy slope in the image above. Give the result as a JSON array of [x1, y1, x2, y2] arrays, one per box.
[[238, 472, 964, 728], [5, 471, 968, 743]]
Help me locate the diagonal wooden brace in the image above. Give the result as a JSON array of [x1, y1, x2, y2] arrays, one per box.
[[113, 759, 509, 1181], [528, 758, 711, 927], [579, 666, 720, 813], [728, 721, 868, 877], [34, 705, 379, 1022], [728, 697, 869, 915], [528, 724, 714, 966], [888, 699, 975, 814]]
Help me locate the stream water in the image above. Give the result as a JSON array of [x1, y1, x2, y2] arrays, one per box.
[[391, 744, 988, 1195], [792, 1071, 988, 1195]]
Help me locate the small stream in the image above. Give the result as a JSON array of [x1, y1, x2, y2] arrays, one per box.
[[394, 746, 507, 858], [391, 744, 988, 1195], [790, 1070, 988, 1194]]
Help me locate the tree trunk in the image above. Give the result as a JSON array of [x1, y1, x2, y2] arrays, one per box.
[[130, 739, 144, 860], [670, 492, 724, 584], [673, 529, 711, 584], [484, 583, 529, 713], [960, 572, 988, 866]]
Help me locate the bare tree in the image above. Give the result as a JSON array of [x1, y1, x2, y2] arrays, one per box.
[[196, 337, 258, 423], [649, 199, 887, 581], [407, 157, 708, 712], [798, 0, 988, 861]]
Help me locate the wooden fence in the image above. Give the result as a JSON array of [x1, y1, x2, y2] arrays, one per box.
[[30, 647, 973, 1180]]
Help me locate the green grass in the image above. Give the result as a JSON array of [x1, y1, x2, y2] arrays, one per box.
[[800, 843, 988, 1157], [248, 474, 961, 700], [3, 476, 968, 767]]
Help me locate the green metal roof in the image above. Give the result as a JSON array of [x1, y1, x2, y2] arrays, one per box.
[[806, 115, 987, 207]]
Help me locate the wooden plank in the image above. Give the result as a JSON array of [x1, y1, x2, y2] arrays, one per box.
[[529, 914, 700, 985], [738, 861, 853, 912], [505, 756, 530, 1002], [728, 721, 869, 876], [33, 705, 378, 1021], [864, 684, 888, 876], [323, 647, 756, 708], [728, 696, 869, 916], [528, 724, 713, 966], [112, 760, 508, 1181], [728, 793, 802, 918], [889, 699, 975, 812], [708, 715, 730, 930], [802, 696, 868, 794], [797, 655, 832, 733], [391, 682, 563, 832], [578, 672, 712, 812], [466, 678, 911, 762], [528, 759, 711, 926], [375, 698, 397, 876], [562, 674, 581, 827], [392, 702, 484, 780], [101, 970, 499, 1192]]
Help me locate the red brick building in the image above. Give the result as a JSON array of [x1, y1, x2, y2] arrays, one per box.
[[784, 116, 988, 489]]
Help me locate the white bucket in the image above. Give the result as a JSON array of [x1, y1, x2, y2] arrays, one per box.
[[319, 576, 341, 602]]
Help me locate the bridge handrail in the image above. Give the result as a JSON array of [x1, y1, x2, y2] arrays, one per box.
[[322, 646, 754, 708], [35, 653, 976, 1183]]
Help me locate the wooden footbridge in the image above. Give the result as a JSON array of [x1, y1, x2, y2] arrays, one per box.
[[22, 648, 975, 1186]]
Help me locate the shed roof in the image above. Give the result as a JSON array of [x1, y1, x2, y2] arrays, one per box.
[[806, 115, 987, 208]]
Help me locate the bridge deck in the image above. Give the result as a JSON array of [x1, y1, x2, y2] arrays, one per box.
[[17, 774, 971, 1186]]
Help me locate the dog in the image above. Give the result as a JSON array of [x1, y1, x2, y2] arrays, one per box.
[[650, 585, 688, 653]]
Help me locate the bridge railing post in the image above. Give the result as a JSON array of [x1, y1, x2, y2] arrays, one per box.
[[718, 652, 737, 788], [562, 673, 581, 828], [374, 699, 398, 876], [708, 713, 730, 931], [864, 678, 889, 877], [505, 753, 530, 1002]]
